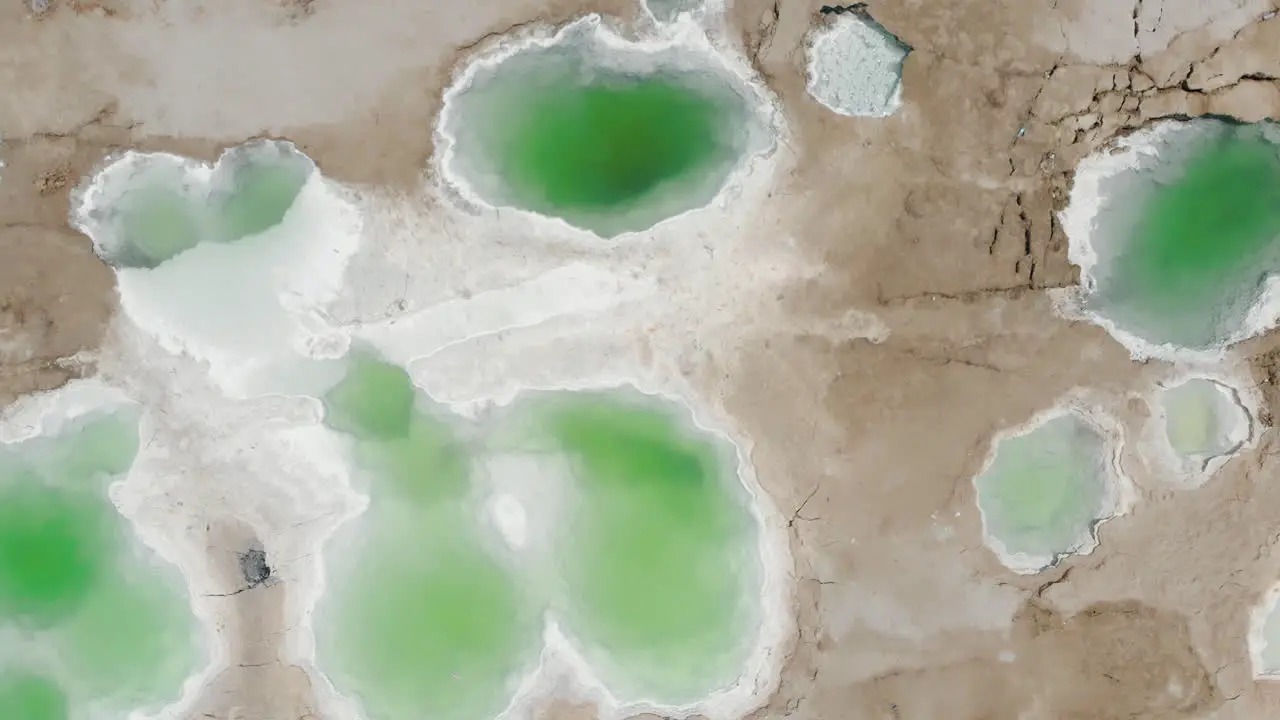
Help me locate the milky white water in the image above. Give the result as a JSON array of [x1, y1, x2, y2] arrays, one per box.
[[70, 141, 360, 398]]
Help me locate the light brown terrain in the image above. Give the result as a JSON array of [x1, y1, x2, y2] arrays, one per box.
[[3, 0, 1280, 719]]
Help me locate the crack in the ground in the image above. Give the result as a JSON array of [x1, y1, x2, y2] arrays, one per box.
[[985, 7, 1279, 306]]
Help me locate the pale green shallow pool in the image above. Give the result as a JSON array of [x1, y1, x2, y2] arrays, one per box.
[[503, 391, 759, 703], [315, 356, 543, 720], [973, 412, 1113, 571], [313, 356, 763, 719], [0, 410, 201, 720]]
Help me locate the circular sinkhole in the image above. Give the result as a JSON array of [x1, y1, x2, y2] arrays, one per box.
[[1062, 118, 1280, 356], [1150, 375, 1252, 485], [972, 406, 1129, 575], [437, 17, 772, 238], [0, 407, 203, 720]]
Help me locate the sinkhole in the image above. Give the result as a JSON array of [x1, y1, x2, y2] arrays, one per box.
[[1065, 118, 1280, 353], [438, 19, 770, 237]]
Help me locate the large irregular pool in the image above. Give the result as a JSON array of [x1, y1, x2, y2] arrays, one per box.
[[438, 17, 769, 237], [313, 355, 763, 719], [0, 408, 201, 720]]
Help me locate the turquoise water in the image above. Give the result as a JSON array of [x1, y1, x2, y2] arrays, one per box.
[[444, 26, 762, 236], [974, 413, 1111, 568], [0, 410, 201, 718], [83, 140, 313, 269], [314, 357, 762, 717], [1086, 119, 1280, 350]]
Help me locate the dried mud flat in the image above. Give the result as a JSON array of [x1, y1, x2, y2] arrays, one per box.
[[4, 0, 1280, 719]]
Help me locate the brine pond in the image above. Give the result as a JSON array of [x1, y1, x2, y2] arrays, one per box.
[[1154, 376, 1251, 482], [70, 138, 359, 397], [313, 355, 764, 720], [74, 139, 313, 271], [438, 17, 770, 237], [973, 409, 1124, 574], [1065, 118, 1280, 353], [0, 408, 201, 720]]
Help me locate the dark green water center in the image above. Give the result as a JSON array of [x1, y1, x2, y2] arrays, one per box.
[[445, 30, 762, 236], [1089, 119, 1280, 349], [501, 81, 724, 212], [314, 355, 761, 719]]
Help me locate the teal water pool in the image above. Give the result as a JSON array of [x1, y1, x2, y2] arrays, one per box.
[[76, 140, 313, 269]]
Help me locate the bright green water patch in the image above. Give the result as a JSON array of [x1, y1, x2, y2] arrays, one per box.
[[443, 24, 765, 236], [1086, 119, 1280, 350], [974, 412, 1114, 571], [0, 410, 200, 717], [80, 140, 313, 269], [316, 358, 543, 720], [0, 670, 68, 720], [510, 391, 759, 702]]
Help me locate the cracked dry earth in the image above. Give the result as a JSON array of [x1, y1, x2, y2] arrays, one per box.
[[4, 0, 1280, 719]]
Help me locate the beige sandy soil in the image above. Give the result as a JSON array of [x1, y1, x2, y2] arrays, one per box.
[[4, 0, 1280, 718]]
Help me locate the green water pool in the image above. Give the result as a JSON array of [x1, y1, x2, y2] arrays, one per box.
[[1087, 119, 1280, 350], [82, 140, 313, 269], [314, 356, 762, 718], [443, 26, 762, 236], [0, 409, 201, 718], [974, 412, 1112, 570], [511, 392, 758, 702]]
